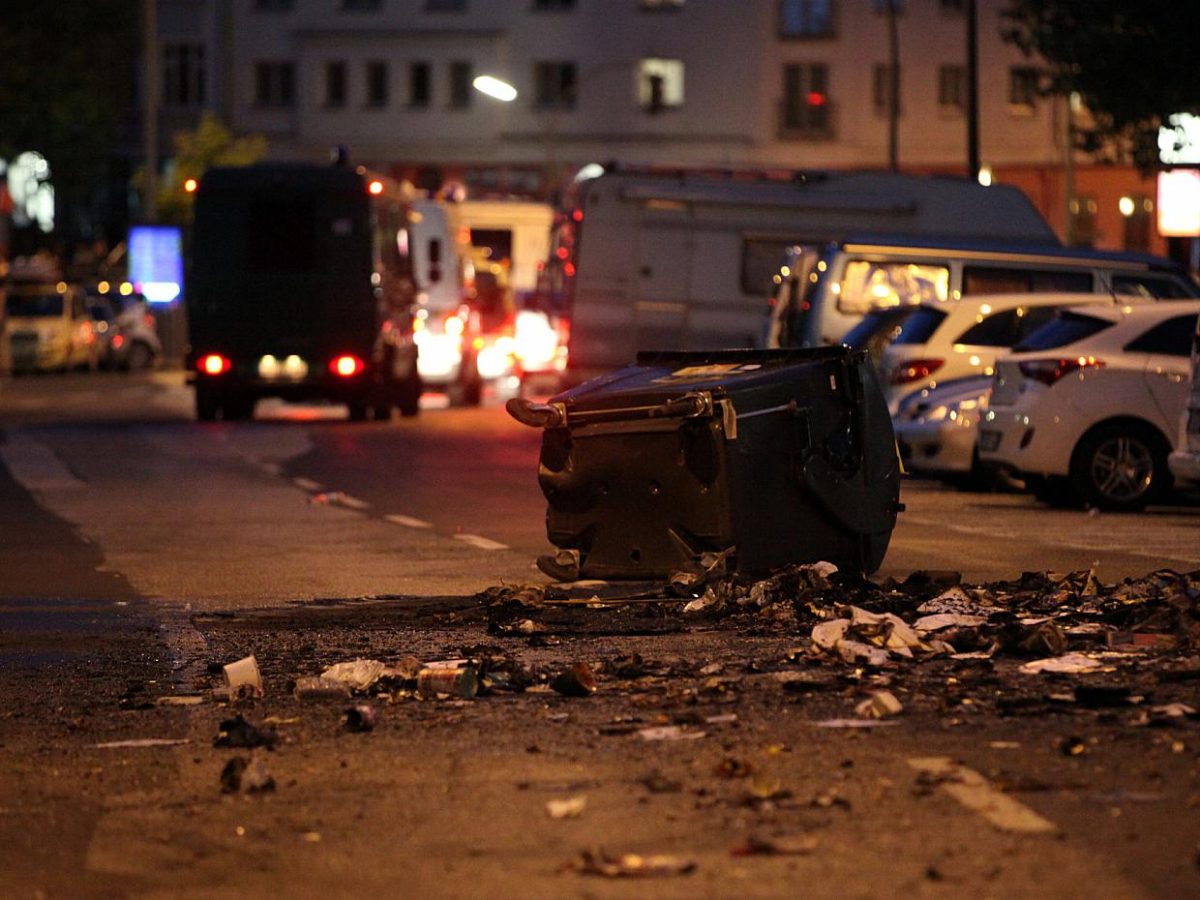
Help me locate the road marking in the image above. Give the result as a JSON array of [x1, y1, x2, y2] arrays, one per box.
[[454, 533, 509, 551], [0, 432, 87, 491], [332, 493, 370, 510], [385, 514, 433, 529], [293, 477, 323, 491], [907, 757, 1058, 834]]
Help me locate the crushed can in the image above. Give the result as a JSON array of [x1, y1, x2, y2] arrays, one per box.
[[507, 347, 901, 578]]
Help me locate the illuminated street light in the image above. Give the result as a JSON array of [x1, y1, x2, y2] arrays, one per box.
[[473, 75, 518, 103]]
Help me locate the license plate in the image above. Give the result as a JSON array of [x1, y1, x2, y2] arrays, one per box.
[[979, 429, 1001, 452]]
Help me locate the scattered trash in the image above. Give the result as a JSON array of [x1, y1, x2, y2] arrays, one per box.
[[730, 834, 819, 857], [1059, 736, 1087, 757], [215, 655, 263, 702], [550, 662, 597, 698], [640, 771, 683, 793], [854, 690, 904, 719], [813, 718, 902, 729], [155, 696, 205, 707], [94, 738, 190, 749], [546, 796, 588, 819], [417, 665, 479, 699], [714, 757, 753, 779], [293, 677, 353, 701], [213, 714, 280, 750], [638, 726, 706, 741], [220, 756, 275, 794], [320, 659, 387, 693], [1020, 654, 1104, 675], [572, 849, 697, 878], [344, 704, 377, 733]]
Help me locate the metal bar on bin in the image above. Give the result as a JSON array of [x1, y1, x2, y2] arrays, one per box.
[[507, 392, 715, 429]]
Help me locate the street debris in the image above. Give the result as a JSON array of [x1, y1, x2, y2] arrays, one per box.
[[94, 738, 190, 749], [550, 662, 597, 697], [215, 654, 262, 702], [637, 725, 706, 742], [293, 677, 353, 701], [417, 665, 479, 699], [220, 756, 275, 794], [571, 849, 697, 878], [546, 796, 587, 819], [344, 703, 378, 733], [214, 714, 280, 750], [854, 690, 904, 719], [155, 696, 205, 707], [730, 834, 819, 857]]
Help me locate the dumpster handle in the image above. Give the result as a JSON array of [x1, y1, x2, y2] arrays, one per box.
[[510, 392, 716, 428]]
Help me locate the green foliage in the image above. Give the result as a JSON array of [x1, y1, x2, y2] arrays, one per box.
[[0, 0, 138, 203], [153, 113, 267, 224], [1004, 0, 1200, 172]]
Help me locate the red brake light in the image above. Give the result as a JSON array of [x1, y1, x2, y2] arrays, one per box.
[[198, 353, 231, 376], [1017, 356, 1105, 386], [330, 354, 365, 378], [890, 358, 944, 385]]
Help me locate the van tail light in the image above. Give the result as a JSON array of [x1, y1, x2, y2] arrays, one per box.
[[890, 358, 944, 385], [1018, 356, 1105, 386], [198, 353, 232, 376], [329, 354, 365, 378]]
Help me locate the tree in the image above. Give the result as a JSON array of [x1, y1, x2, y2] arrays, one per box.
[[1004, 1, 1200, 172], [0, 0, 138, 227], [152, 114, 268, 225]]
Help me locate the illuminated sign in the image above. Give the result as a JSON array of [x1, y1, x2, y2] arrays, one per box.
[[128, 225, 183, 303], [1158, 113, 1200, 166], [1157, 170, 1200, 237]]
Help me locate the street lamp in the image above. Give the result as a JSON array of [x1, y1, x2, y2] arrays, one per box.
[[473, 75, 518, 103]]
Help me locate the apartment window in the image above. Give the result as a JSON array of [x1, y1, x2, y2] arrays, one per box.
[[638, 58, 683, 112], [533, 0, 575, 10], [163, 43, 206, 107], [534, 61, 577, 109], [872, 63, 900, 115], [448, 61, 473, 108], [425, 0, 466, 9], [409, 62, 431, 107], [324, 61, 347, 107], [780, 0, 833, 37], [938, 64, 965, 111], [1069, 195, 1098, 246], [254, 61, 295, 108], [1009, 66, 1039, 111], [781, 63, 831, 136], [341, 0, 382, 9], [365, 61, 389, 107]]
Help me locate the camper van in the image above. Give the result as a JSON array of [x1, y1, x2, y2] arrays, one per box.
[[768, 236, 1200, 350], [540, 164, 1059, 386]]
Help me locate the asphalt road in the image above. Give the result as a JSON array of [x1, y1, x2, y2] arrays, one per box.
[[1, 370, 1199, 899]]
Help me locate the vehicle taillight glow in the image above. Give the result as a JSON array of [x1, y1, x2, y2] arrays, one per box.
[[330, 354, 365, 377], [198, 353, 232, 376], [1017, 356, 1104, 386], [368, 180, 384, 195], [112, 334, 125, 350], [890, 359, 944, 385], [444, 314, 465, 337]]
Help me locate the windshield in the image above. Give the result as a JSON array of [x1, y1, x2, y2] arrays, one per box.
[[1014, 311, 1112, 351], [5, 292, 64, 318], [891, 307, 948, 345]]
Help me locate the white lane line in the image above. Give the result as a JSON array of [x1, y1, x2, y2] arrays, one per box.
[[907, 757, 1058, 834], [385, 514, 433, 529], [902, 515, 1200, 565], [0, 433, 87, 491], [454, 533, 509, 551], [293, 477, 323, 491], [332, 493, 370, 510]]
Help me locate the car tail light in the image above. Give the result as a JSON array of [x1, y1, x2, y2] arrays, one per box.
[[1017, 356, 1105, 386], [329, 354, 365, 378], [112, 334, 125, 350], [198, 353, 232, 376], [890, 358, 944, 385], [144, 313, 155, 329]]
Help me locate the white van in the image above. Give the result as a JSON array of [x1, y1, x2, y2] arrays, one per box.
[[543, 165, 1059, 385], [769, 236, 1200, 350], [452, 200, 553, 299]]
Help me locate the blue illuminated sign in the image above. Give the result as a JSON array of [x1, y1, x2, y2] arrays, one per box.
[[128, 225, 184, 304]]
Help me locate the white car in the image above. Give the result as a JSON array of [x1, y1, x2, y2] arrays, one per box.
[[979, 300, 1200, 511], [893, 375, 993, 487], [878, 292, 1153, 414]]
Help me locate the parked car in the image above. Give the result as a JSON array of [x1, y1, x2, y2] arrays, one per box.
[[86, 290, 162, 370], [877, 292, 1154, 414], [1167, 312, 1200, 487], [893, 375, 995, 488], [979, 301, 1200, 510], [3, 280, 98, 373]]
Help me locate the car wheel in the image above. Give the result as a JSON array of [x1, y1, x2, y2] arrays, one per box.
[[125, 342, 154, 371], [195, 387, 220, 421], [1068, 422, 1171, 512]]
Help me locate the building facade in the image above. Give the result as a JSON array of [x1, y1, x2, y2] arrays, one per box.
[[155, 0, 1169, 255]]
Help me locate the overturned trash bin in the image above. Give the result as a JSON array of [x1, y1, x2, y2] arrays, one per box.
[[507, 347, 901, 579]]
